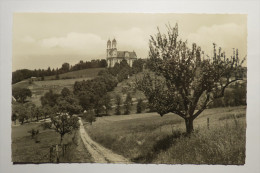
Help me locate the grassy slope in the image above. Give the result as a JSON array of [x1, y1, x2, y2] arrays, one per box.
[[105, 72, 146, 115], [84, 106, 246, 164], [12, 68, 104, 106], [12, 122, 93, 163], [44, 68, 104, 80]]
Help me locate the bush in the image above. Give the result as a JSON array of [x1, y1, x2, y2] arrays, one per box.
[[28, 128, 40, 143], [83, 111, 96, 125], [28, 128, 39, 138], [115, 94, 122, 115], [136, 99, 146, 113], [41, 122, 52, 129], [124, 93, 132, 115]]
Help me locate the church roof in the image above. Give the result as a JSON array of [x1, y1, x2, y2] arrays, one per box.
[[112, 38, 116, 42], [117, 51, 137, 59]]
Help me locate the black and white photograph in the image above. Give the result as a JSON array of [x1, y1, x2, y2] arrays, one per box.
[[10, 13, 247, 164]]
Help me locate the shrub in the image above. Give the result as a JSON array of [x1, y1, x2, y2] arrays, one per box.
[[115, 94, 122, 115], [136, 99, 146, 113], [83, 111, 96, 125]]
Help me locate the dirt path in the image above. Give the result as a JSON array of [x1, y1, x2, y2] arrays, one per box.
[[78, 117, 132, 163]]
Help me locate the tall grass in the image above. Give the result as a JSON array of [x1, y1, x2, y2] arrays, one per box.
[[154, 120, 246, 164], [85, 106, 246, 164]]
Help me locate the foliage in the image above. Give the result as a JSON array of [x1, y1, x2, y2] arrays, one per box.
[[24, 102, 36, 121], [56, 95, 82, 116], [28, 128, 39, 139], [115, 94, 122, 115], [136, 98, 146, 113], [136, 23, 245, 134], [61, 62, 70, 73], [13, 104, 29, 124], [40, 89, 60, 107], [61, 87, 71, 98], [47, 114, 80, 144], [41, 121, 53, 129], [210, 82, 246, 108], [42, 105, 53, 119], [12, 87, 32, 103], [12, 113, 17, 123], [82, 111, 96, 125], [102, 94, 112, 116], [12, 59, 108, 84], [132, 58, 145, 74], [124, 93, 132, 115], [12, 69, 35, 84], [74, 72, 117, 116]]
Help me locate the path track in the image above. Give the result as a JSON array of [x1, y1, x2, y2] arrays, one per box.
[[78, 118, 132, 163]]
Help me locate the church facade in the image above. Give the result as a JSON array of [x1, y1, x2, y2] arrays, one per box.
[[106, 39, 137, 67]]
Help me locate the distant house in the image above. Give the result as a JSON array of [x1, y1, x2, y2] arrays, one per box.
[[106, 38, 137, 67]]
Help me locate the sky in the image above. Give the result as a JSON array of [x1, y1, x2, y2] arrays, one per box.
[[12, 13, 247, 71]]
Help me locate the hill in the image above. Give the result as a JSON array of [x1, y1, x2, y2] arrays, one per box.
[[12, 68, 104, 106], [44, 68, 104, 80]]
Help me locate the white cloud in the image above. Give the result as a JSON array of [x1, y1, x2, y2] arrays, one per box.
[[21, 36, 35, 43], [112, 27, 149, 48], [186, 23, 247, 57], [110, 27, 150, 58], [40, 32, 106, 55]]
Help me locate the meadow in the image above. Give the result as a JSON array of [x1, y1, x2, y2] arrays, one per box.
[[12, 68, 104, 106], [44, 68, 104, 80], [12, 122, 93, 163], [84, 106, 246, 164]]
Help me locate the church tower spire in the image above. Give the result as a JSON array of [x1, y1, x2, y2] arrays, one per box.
[[107, 39, 111, 49], [112, 38, 117, 49]]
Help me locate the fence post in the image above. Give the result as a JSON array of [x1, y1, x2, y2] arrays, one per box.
[[207, 118, 210, 130], [56, 144, 59, 163], [49, 147, 53, 162], [62, 144, 65, 157]]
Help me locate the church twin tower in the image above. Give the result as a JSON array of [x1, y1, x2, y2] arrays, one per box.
[[106, 38, 137, 67], [107, 38, 117, 49]]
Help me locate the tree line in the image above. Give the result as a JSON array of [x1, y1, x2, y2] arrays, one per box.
[[12, 59, 108, 84]]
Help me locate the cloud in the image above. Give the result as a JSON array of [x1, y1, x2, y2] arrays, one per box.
[[112, 27, 149, 48], [40, 32, 106, 55], [186, 23, 247, 57], [21, 36, 35, 43], [111, 27, 150, 58]]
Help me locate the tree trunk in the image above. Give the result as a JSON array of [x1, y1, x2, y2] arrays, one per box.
[[60, 135, 63, 145], [185, 118, 194, 134]]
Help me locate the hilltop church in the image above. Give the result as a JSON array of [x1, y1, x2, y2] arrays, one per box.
[[106, 39, 137, 67]]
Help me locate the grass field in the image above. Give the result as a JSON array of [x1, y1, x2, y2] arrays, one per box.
[[44, 68, 105, 80], [12, 122, 93, 163], [84, 106, 246, 164], [12, 68, 104, 106]]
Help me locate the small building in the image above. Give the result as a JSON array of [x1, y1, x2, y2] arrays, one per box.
[[106, 38, 137, 67]]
